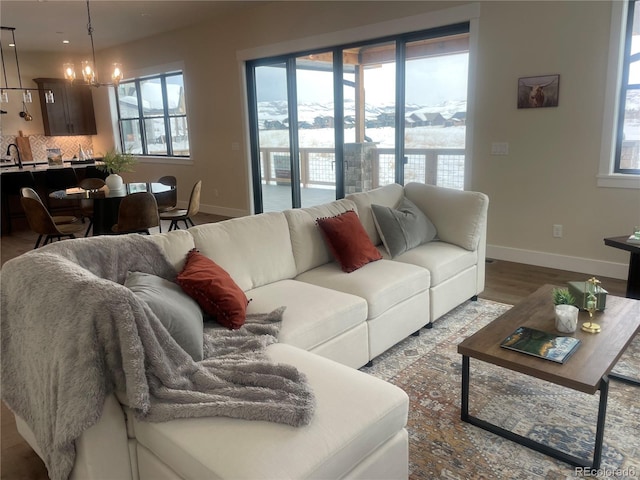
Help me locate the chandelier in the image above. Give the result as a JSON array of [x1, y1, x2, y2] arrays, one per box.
[[0, 26, 45, 117], [63, 0, 123, 87]]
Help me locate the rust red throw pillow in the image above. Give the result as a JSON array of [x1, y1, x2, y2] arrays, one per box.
[[176, 249, 248, 330], [317, 210, 383, 273]]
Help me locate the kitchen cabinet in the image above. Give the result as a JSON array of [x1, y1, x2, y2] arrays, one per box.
[[33, 78, 97, 136]]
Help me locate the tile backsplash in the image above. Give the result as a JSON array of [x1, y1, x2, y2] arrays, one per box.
[[1, 134, 94, 162]]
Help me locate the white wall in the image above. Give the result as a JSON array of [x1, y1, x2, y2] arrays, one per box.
[[472, 1, 639, 278], [12, 1, 640, 279]]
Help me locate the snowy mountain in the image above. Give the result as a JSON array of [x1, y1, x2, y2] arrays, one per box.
[[257, 99, 466, 127]]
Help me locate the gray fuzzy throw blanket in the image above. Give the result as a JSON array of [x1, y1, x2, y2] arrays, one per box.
[[1, 235, 314, 480]]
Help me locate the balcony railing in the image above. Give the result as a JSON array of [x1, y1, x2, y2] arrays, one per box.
[[260, 147, 466, 190]]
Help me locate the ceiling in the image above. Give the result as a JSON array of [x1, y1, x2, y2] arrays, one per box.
[[0, 1, 262, 54]]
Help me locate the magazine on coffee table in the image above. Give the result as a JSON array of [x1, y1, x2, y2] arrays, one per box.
[[500, 326, 581, 364]]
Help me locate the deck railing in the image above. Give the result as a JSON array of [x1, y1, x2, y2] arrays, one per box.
[[260, 146, 466, 190]]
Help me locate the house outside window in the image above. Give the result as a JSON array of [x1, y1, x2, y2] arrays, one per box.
[[116, 72, 190, 157], [616, 0, 640, 175]]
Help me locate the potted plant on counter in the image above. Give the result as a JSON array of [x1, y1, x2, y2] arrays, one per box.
[[98, 149, 137, 191], [552, 287, 578, 333]]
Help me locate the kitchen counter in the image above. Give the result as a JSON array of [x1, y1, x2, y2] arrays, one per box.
[[1, 159, 107, 235], [0, 159, 102, 174]]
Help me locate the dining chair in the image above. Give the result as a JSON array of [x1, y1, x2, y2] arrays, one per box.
[[20, 192, 86, 249], [156, 176, 178, 233], [159, 180, 201, 232], [111, 192, 159, 235], [78, 178, 107, 237], [20, 187, 79, 225]]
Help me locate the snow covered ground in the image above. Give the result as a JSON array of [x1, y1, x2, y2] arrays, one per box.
[[260, 125, 465, 149]]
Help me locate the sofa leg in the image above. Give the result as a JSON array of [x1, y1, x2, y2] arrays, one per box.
[[411, 330, 420, 337], [471, 295, 478, 301], [424, 322, 433, 329]]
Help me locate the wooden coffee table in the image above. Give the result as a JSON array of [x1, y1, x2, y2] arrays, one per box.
[[458, 284, 640, 469]]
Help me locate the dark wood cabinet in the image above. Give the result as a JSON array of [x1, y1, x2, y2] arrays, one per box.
[[33, 78, 97, 136]]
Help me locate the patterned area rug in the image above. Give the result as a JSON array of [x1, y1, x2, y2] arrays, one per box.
[[361, 299, 640, 479]]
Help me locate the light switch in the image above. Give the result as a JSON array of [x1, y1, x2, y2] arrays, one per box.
[[491, 142, 509, 155]]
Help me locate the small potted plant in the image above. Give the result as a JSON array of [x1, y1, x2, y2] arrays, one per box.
[[97, 149, 137, 191], [552, 287, 578, 333]]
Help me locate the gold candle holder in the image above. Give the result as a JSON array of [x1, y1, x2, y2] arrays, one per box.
[[581, 277, 602, 333]]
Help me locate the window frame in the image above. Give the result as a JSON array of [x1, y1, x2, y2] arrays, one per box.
[[599, 1, 640, 188], [615, 0, 640, 175], [115, 70, 190, 158]]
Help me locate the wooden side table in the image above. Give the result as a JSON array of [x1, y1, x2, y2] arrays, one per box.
[[604, 236, 640, 300]]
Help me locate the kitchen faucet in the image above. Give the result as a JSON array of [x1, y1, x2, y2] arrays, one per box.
[[6, 144, 23, 169]]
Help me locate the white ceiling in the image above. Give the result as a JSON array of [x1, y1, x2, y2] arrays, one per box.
[[1, 1, 262, 54]]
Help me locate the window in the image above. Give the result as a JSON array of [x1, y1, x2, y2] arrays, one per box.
[[615, 0, 640, 175], [246, 24, 470, 213], [116, 72, 189, 157]]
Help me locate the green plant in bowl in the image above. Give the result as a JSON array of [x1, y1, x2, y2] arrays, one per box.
[[97, 149, 137, 175], [552, 287, 575, 306]]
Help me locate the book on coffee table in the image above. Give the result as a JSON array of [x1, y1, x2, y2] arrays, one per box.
[[500, 326, 581, 364]]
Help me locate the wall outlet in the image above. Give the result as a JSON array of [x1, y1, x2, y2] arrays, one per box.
[[553, 224, 563, 238]]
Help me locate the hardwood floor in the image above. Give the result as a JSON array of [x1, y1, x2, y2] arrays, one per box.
[[0, 223, 629, 479], [482, 258, 627, 305]]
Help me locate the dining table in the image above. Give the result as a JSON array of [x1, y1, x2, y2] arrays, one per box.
[[50, 182, 175, 236]]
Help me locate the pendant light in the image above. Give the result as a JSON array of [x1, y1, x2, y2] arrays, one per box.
[[63, 0, 123, 87], [0, 26, 54, 111]]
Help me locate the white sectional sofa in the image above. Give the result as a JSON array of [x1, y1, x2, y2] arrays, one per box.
[[7, 182, 488, 480]]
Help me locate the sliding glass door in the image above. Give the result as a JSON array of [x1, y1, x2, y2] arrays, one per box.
[[248, 54, 337, 212], [342, 42, 397, 196], [296, 53, 337, 208], [251, 62, 292, 212], [402, 33, 469, 189], [247, 23, 470, 213]]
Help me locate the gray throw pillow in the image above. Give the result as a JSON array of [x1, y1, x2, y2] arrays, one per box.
[[371, 196, 437, 258], [125, 271, 204, 361]]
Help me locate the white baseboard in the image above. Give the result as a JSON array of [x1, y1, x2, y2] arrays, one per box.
[[175, 201, 248, 219], [487, 245, 628, 281]]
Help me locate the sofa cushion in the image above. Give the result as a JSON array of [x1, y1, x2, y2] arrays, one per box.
[[132, 343, 408, 480], [317, 210, 382, 273], [176, 249, 248, 330], [404, 182, 489, 251], [149, 230, 195, 272], [284, 198, 356, 275], [245, 279, 367, 351], [124, 271, 204, 361], [296, 259, 429, 319], [371, 196, 437, 258], [189, 212, 297, 291], [345, 184, 405, 246], [390, 241, 478, 286]]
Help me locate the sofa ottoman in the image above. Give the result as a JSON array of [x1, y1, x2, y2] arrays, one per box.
[[131, 343, 409, 479]]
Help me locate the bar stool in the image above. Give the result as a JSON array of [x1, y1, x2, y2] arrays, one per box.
[[1, 170, 35, 235], [78, 178, 107, 236], [45, 168, 80, 217]]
